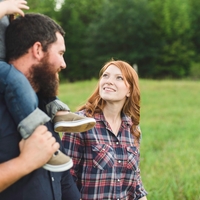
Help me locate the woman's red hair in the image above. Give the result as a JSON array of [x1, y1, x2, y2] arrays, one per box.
[[79, 60, 141, 145]]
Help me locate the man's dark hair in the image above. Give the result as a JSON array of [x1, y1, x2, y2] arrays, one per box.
[[5, 13, 65, 61]]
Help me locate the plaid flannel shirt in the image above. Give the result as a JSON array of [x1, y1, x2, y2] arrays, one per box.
[[62, 111, 147, 200]]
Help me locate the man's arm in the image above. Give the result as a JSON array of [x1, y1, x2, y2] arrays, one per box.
[[61, 169, 81, 200], [0, 125, 59, 192]]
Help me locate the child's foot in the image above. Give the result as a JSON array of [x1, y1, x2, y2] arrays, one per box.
[[53, 112, 96, 133], [43, 150, 73, 172]]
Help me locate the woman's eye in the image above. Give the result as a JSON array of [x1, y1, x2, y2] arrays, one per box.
[[117, 76, 123, 80], [102, 73, 108, 77]]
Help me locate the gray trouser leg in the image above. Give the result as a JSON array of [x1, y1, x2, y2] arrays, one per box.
[[18, 108, 50, 139], [46, 99, 70, 120]]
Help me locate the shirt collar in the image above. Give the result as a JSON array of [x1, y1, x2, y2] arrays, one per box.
[[94, 112, 133, 127]]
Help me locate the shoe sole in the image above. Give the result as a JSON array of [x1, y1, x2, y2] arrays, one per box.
[[54, 118, 96, 132], [43, 158, 73, 172]]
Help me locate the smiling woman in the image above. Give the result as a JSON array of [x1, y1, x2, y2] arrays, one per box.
[[99, 64, 130, 110], [62, 60, 148, 200]]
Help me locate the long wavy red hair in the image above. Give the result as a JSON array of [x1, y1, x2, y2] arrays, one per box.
[[79, 60, 141, 144]]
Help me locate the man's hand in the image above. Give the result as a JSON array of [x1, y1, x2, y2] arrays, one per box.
[[19, 125, 60, 172], [0, 125, 59, 192]]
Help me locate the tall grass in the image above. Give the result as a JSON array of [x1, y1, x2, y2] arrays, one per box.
[[58, 79, 200, 200]]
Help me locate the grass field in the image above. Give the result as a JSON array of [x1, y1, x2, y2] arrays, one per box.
[[58, 79, 200, 200]]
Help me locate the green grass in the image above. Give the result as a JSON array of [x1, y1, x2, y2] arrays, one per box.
[[58, 79, 200, 200], [58, 79, 98, 111]]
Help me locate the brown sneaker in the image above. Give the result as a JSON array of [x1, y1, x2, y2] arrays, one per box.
[[53, 112, 96, 133], [43, 150, 73, 172]]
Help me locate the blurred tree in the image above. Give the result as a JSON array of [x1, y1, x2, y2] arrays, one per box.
[[148, 0, 194, 78], [85, 0, 194, 78], [26, 0, 57, 19], [57, 0, 104, 81], [84, 0, 157, 78], [24, 0, 198, 80], [189, 0, 200, 62]]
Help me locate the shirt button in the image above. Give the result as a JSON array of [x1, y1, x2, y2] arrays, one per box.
[[117, 179, 120, 182], [118, 160, 121, 163], [52, 177, 54, 181], [116, 142, 119, 145]]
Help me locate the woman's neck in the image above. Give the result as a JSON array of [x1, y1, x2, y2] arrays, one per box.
[[103, 104, 122, 135]]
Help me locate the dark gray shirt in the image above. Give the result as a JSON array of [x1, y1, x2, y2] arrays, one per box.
[[0, 94, 81, 200]]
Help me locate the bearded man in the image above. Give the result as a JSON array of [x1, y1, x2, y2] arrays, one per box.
[[0, 13, 80, 200]]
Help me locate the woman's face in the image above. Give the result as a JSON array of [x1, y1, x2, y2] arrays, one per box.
[[99, 64, 130, 104]]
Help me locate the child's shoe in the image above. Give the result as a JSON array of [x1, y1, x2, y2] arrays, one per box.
[[43, 150, 73, 172], [53, 112, 96, 132]]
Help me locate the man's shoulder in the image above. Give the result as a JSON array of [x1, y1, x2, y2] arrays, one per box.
[[0, 61, 14, 75]]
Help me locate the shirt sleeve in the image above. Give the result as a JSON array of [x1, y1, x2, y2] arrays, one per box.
[[135, 150, 148, 199], [62, 132, 85, 182], [61, 170, 81, 200]]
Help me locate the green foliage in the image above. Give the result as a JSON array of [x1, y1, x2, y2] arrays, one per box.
[[26, 0, 57, 19], [58, 0, 196, 79], [25, 0, 200, 80], [58, 79, 200, 200], [189, 0, 200, 62], [189, 62, 200, 80], [57, 0, 104, 81], [85, 0, 157, 78], [146, 0, 194, 78], [160, 0, 190, 36], [152, 39, 194, 78]]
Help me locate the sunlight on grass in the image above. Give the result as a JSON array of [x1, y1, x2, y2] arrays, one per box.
[[58, 79, 200, 200]]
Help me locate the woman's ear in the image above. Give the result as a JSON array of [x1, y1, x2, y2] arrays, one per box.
[[126, 91, 130, 97]]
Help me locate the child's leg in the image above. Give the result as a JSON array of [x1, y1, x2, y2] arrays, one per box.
[[46, 99, 70, 119], [0, 62, 50, 138], [0, 62, 73, 172], [46, 99, 96, 133]]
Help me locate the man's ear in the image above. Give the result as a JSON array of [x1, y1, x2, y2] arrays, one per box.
[[32, 42, 44, 60]]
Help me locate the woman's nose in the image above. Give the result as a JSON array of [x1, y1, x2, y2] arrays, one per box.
[[105, 78, 114, 85]]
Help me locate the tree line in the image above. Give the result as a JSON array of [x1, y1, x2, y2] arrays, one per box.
[[27, 0, 200, 81]]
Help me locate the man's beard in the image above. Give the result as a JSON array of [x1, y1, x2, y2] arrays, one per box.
[[27, 55, 59, 98]]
